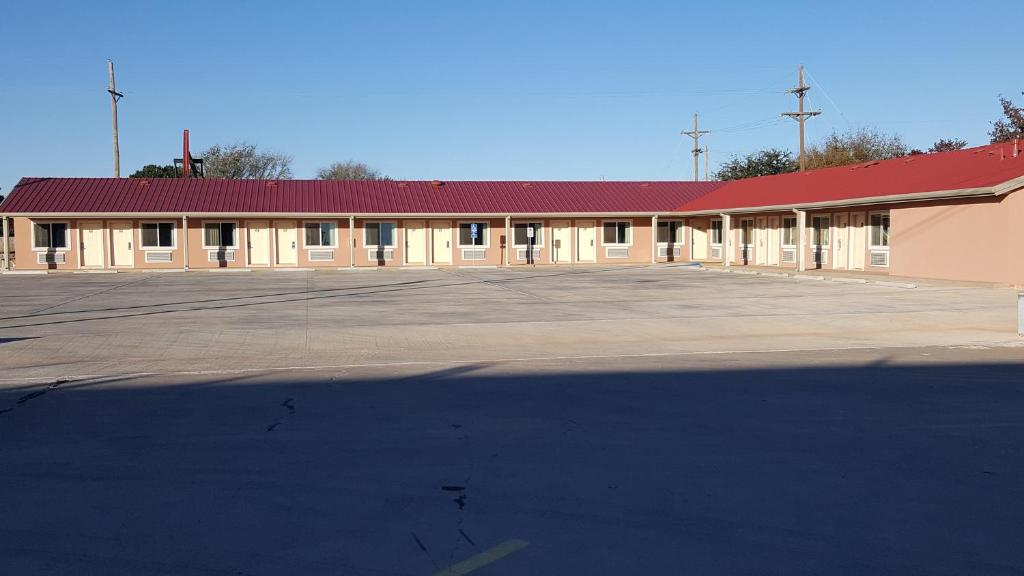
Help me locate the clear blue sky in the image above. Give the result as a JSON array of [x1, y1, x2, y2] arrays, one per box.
[[1, 0, 1020, 194]]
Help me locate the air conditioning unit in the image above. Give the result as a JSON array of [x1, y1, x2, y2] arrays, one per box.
[[208, 250, 236, 262], [308, 249, 334, 261], [781, 248, 796, 263], [812, 248, 828, 266], [658, 245, 683, 258], [145, 251, 173, 263], [37, 252, 67, 265], [366, 248, 394, 261], [461, 249, 486, 261], [710, 246, 722, 259], [606, 247, 629, 259], [516, 248, 541, 262], [870, 251, 889, 267]]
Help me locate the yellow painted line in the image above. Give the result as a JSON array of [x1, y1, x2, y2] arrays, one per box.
[[432, 539, 529, 576]]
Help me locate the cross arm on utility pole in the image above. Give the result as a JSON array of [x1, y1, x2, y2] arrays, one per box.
[[681, 113, 710, 181]]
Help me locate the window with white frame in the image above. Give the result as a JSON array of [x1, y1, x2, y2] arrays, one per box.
[[782, 217, 797, 246], [657, 221, 684, 244], [603, 221, 631, 245], [458, 222, 489, 247], [513, 222, 543, 246], [203, 222, 237, 248], [32, 222, 69, 250], [141, 222, 174, 249], [304, 222, 337, 247], [811, 216, 830, 246], [710, 219, 723, 245], [364, 222, 395, 247], [870, 213, 890, 247]]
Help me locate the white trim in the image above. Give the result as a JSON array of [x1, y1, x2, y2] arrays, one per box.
[[244, 220, 272, 268], [511, 220, 544, 247], [455, 220, 491, 248], [868, 210, 891, 249], [780, 216, 798, 247], [655, 219, 686, 246], [362, 220, 397, 248], [810, 214, 832, 248], [30, 220, 71, 252], [200, 220, 240, 249], [138, 220, 178, 250], [600, 219, 633, 247], [108, 220, 136, 269], [272, 219, 299, 268], [300, 220, 339, 249], [709, 217, 724, 247]]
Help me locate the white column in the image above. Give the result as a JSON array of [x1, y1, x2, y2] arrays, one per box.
[[651, 215, 658, 264], [504, 216, 511, 267], [2, 216, 9, 271], [182, 215, 190, 270], [795, 209, 807, 272], [722, 213, 731, 267], [349, 216, 356, 268]]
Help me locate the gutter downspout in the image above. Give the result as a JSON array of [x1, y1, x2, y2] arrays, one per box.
[[182, 215, 190, 270], [794, 209, 806, 272], [651, 215, 658, 264], [721, 213, 731, 267], [349, 216, 356, 268]]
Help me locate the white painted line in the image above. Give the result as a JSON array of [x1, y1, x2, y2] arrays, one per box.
[[433, 539, 529, 576]]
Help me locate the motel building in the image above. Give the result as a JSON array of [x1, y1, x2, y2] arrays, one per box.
[[1, 142, 1024, 285]]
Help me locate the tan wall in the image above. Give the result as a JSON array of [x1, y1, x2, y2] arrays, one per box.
[[450, 218, 506, 266], [293, 219, 352, 268], [654, 218, 687, 263], [595, 217, 652, 264], [12, 217, 80, 270]]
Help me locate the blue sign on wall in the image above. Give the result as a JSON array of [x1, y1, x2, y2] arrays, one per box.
[[470, 223, 478, 239]]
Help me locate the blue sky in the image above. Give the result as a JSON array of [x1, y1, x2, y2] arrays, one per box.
[[1, 0, 1020, 193]]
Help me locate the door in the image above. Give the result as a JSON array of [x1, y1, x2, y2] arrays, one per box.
[[849, 212, 866, 270], [740, 219, 754, 265], [576, 220, 595, 262], [276, 221, 297, 266], [551, 220, 572, 263], [431, 220, 452, 264], [80, 221, 105, 267], [766, 216, 780, 266], [248, 221, 270, 266], [691, 225, 708, 259], [832, 212, 849, 270], [755, 216, 767, 265], [405, 220, 427, 264], [110, 221, 133, 268]]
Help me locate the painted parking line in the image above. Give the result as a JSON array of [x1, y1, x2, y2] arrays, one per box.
[[432, 539, 529, 576]]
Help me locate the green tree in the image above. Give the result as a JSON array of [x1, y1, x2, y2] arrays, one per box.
[[805, 127, 908, 170], [129, 164, 178, 178], [928, 138, 968, 153], [316, 161, 387, 180], [715, 148, 798, 181], [989, 93, 1024, 143], [202, 143, 293, 179]]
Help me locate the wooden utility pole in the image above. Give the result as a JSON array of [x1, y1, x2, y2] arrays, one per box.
[[704, 146, 710, 181], [782, 65, 820, 171], [681, 113, 709, 181], [107, 60, 124, 177]]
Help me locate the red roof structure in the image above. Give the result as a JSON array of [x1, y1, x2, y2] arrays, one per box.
[[0, 179, 722, 215], [677, 142, 1024, 213]]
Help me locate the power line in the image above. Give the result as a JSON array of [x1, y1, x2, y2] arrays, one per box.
[[803, 67, 850, 127]]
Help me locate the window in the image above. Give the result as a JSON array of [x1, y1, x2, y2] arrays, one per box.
[[657, 221, 684, 244], [710, 219, 723, 245], [812, 216, 830, 246], [364, 222, 395, 247], [782, 217, 797, 246], [32, 222, 68, 250], [603, 221, 632, 245], [870, 213, 890, 247], [513, 222, 543, 246], [304, 222, 337, 247], [141, 222, 174, 248], [203, 222, 237, 248], [458, 222, 488, 247]]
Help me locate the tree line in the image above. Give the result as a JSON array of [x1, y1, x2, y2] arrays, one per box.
[[130, 143, 387, 180], [717, 93, 1024, 180]]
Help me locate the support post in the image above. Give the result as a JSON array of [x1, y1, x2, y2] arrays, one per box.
[[505, 216, 511, 267], [651, 215, 658, 264], [1018, 292, 1024, 337], [2, 216, 9, 271], [722, 213, 731, 267], [795, 209, 807, 272], [182, 215, 190, 270], [349, 216, 356, 267]]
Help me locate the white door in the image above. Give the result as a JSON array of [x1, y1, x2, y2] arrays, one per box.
[[766, 216, 780, 266], [850, 212, 866, 270], [248, 221, 270, 266], [576, 220, 596, 262], [276, 221, 297, 266], [740, 219, 754, 265], [405, 220, 427, 264], [110, 221, 133, 268], [431, 221, 451, 264], [755, 216, 767, 265], [832, 212, 849, 270], [692, 225, 708, 259], [80, 221, 105, 268], [551, 220, 572, 263]]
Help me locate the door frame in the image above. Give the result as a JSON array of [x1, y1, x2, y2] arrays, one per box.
[[550, 219, 572, 264], [576, 219, 596, 262], [430, 220, 452, 264], [109, 221, 134, 269], [246, 220, 271, 267], [274, 220, 298, 267], [739, 218, 755, 265], [78, 220, 106, 269], [404, 219, 427, 265], [832, 212, 850, 270]]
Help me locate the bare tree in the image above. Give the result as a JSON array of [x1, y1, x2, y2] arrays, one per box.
[[928, 138, 968, 153], [990, 93, 1024, 143], [201, 143, 293, 179], [804, 127, 908, 170], [316, 161, 387, 180]]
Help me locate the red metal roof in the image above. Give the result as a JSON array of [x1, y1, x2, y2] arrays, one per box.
[[0, 179, 723, 215], [677, 142, 1024, 213]]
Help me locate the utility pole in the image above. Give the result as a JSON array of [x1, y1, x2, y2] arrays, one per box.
[[107, 59, 124, 177], [704, 146, 710, 181], [681, 113, 709, 181], [782, 65, 820, 172]]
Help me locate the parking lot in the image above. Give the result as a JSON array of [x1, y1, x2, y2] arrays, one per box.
[[2, 266, 1024, 575]]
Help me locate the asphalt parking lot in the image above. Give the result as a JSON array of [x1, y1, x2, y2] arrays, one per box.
[[2, 266, 1024, 575]]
